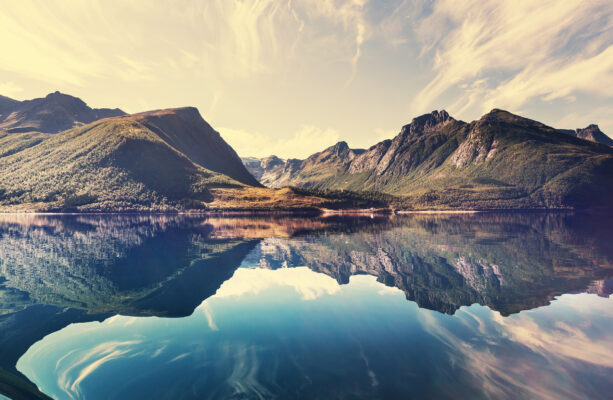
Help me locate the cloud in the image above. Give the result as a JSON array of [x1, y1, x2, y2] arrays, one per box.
[[0, 0, 369, 87], [212, 267, 341, 301], [55, 340, 141, 398], [219, 124, 341, 158], [419, 294, 613, 400], [411, 0, 613, 117]]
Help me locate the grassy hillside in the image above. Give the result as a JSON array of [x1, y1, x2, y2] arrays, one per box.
[[0, 131, 50, 158], [0, 116, 227, 211]]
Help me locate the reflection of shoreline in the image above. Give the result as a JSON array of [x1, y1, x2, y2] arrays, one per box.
[[2, 213, 612, 316], [0, 207, 589, 217]]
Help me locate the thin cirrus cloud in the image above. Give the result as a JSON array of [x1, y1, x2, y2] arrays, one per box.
[[0, 0, 368, 86], [418, 293, 613, 400], [410, 0, 613, 120]]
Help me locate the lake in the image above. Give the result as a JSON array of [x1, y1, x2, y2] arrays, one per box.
[[0, 213, 612, 399]]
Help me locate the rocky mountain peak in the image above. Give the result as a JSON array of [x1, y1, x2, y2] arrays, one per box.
[[304, 141, 356, 165], [481, 109, 541, 125], [402, 110, 453, 136], [327, 141, 349, 154], [44, 91, 89, 108], [261, 155, 285, 169], [574, 124, 613, 146]]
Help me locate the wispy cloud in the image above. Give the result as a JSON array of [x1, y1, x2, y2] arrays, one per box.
[[419, 294, 613, 400], [411, 0, 613, 118], [0, 0, 369, 87]]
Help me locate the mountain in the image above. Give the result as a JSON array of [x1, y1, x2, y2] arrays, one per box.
[[559, 124, 613, 146], [0, 106, 369, 212], [253, 109, 613, 210], [0, 91, 125, 134], [242, 142, 366, 188], [242, 155, 285, 181], [246, 213, 613, 316], [126, 107, 260, 186], [0, 107, 263, 211]]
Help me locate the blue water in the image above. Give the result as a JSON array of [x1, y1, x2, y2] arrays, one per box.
[[0, 213, 611, 399]]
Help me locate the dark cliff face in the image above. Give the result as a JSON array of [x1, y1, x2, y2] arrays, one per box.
[[0, 91, 125, 134]]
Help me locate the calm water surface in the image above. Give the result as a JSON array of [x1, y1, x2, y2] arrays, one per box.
[[0, 213, 612, 399]]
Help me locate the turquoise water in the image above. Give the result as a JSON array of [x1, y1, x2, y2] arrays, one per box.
[[0, 213, 612, 399]]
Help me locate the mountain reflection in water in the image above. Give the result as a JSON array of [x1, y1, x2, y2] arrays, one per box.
[[0, 213, 611, 399]]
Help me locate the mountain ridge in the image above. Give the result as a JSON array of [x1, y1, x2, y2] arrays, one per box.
[[0, 91, 125, 134], [0, 105, 356, 212], [243, 109, 613, 210], [116, 107, 261, 187]]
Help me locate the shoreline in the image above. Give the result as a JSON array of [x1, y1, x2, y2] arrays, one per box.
[[0, 207, 584, 216]]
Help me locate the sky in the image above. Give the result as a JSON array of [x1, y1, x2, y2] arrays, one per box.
[[1, 0, 612, 158]]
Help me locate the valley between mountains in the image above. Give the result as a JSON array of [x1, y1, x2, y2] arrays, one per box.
[[1, 92, 612, 213]]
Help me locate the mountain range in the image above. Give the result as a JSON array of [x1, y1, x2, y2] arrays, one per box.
[[0, 97, 337, 212], [243, 109, 613, 210], [1, 91, 612, 212]]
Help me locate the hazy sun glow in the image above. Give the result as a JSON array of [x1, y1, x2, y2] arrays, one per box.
[[1, 0, 612, 158]]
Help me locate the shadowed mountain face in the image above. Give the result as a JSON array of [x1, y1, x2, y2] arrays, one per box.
[[0, 91, 125, 134], [248, 110, 613, 210], [127, 108, 260, 187], [0, 213, 611, 399]]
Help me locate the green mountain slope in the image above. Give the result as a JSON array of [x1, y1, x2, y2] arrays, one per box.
[[0, 108, 256, 211], [254, 110, 613, 210], [0, 131, 50, 158]]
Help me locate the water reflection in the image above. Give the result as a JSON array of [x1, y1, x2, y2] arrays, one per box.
[[0, 213, 611, 399], [17, 273, 613, 400]]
